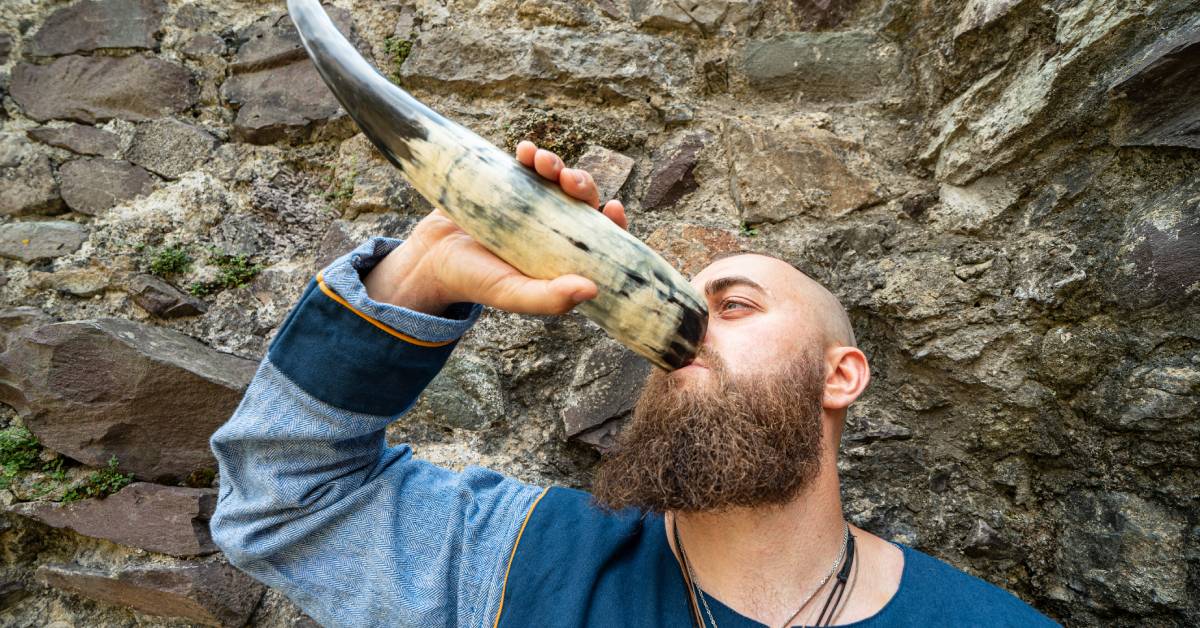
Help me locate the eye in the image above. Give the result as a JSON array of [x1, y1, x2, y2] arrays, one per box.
[[719, 298, 752, 312]]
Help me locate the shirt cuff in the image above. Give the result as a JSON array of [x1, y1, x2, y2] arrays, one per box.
[[264, 237, 482, 416], [321, 237, 483, 344]]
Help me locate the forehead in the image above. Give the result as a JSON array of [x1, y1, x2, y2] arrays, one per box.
[[690, 254, 806, 299]]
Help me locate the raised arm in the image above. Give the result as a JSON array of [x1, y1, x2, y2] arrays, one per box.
[[209, 143, 624, 627]]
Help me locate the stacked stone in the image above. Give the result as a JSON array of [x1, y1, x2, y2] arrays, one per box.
[[0, 0, 1197, 626]]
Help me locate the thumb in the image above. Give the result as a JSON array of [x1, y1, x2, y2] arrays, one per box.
[[486, 273, 598, 315]]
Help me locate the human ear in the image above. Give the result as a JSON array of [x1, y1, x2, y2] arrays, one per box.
[[821, 346, 870, 410]]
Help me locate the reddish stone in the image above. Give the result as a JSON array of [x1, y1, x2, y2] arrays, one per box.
[[35, 562, 264, 627], [8, 482, 217, 557], [646, 223, 744, 276], [642, 133, 707, 210], [0, 319, 256, 483]]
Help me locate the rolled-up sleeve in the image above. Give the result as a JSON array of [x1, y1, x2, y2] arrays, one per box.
[[209, 237, 543, 628]]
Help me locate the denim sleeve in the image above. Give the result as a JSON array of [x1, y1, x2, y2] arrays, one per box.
[[209, 237, 544, 628]]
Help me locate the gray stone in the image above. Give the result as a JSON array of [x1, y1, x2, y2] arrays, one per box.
[[1056, 491, 1189, 613], [574, 145, 635, 203], [128, 274, 207, 318], [27, 124, 122, 157], [1038, 318, 1125, 389], [0, 318, 256, 483], [35, 562, 264, 626], [30, 0, 163, 57], [1113, 182, 1200, 309], [8, 483, 217, 557], [126, 119, 217, 179], [561, 338, 650, 444], [221, 11, 358, 144], [419, 353, 506, 430], [0, 221, 87, 262], [1109, 23, 1200, 149], [315, 220, 361, 270], [59, 158, 156, 215], [0, 134, 63, 216], [725, 117, 884, 223], [932, 176, 1020, 232], [962, 519, 1011, 557], [791, 0, 864, 28], [0, 32, 11, 64], [630, 0, 762, 34], [329, 133, 424, 218], [953, 0, 1024, 38], [740, 31, 904, 101], [31, 266, 110, 297], [181, 33, 225, 58], [10, 55, 197, 124], [400, 27, 690, 101], [0, 579, 30, 609], [641, 132, 706, 210], [515, 0, 595, 27]]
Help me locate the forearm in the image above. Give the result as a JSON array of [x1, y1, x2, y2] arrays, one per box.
[[208, 238, 540, 627]]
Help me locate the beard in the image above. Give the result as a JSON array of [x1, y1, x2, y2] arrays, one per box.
[[591, 345, 827, 514]]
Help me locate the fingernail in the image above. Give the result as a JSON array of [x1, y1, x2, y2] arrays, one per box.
[[574, 171, 585, 185], [571, 290, 589, 303]]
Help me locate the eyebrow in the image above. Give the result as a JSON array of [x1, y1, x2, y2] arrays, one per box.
[[704, 275, 767, 298]]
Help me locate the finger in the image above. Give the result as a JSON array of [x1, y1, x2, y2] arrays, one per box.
[[559, 168, 601, 208], [601, 199, 628, 230], [488, 273, 598, 315], [534, 148, 564, 182], [516, 140, 537, 167]]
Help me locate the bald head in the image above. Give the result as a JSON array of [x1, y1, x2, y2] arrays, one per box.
[[697, 252, 856, 350]]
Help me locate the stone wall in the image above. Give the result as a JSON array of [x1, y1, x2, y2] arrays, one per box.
[[0, 0, 1196, 625]]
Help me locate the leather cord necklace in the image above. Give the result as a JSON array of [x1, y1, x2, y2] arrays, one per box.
[[671, 514, 857, 628]]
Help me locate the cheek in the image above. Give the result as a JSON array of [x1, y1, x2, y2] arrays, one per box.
[[706, 319, 793, 378]]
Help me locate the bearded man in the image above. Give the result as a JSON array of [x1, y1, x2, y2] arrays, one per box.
[[210, 142, 1057, 627]]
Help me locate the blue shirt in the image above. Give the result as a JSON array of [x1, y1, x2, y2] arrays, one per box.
[[209, 237, 1060, 627]]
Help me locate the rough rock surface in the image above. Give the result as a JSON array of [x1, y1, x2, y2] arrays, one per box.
[[0, 0, 1197, 625], [0, 134, 63, 216], [740, 31, 904, 101], [10, 55, 197, 123], [726, 116, 886, 223], [7, 483, 217, 557], [400, 27, 691, 100], [0, 221, 86, 262], [35, 561, 264, 626], [27, 123, 123, 157], [573, 145, 635, 203], [560, 338, 650, 451], [220, 10, 358, 144], [58, 158, 157, 215], [0, 319, 256, 483], [127, 274, 208, 319], [126, 119, 218, 179], [641, 132, 707, 210], [29, 0, 164, 57]]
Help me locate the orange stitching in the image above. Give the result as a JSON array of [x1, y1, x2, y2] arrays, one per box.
[[315, 272, 455, 348]]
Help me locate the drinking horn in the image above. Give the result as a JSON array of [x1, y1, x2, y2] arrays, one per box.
[[287, 0, 707, 370]]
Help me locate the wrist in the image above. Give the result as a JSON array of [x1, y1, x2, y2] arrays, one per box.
[[363, 240, 453, 315]]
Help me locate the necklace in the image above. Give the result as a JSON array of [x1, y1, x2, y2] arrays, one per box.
[[672, 515, 855, 628]]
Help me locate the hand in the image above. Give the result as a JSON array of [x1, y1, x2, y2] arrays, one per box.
[[363, 141, 628, 316]]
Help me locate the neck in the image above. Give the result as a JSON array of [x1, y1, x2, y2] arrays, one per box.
[[670, 460, 846, 626]]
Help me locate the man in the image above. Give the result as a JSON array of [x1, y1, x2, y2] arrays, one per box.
[[210, 141, 1057, 627]]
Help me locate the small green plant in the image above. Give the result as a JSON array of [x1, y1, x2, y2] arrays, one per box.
[[323, 168, 356, 207], [147, 246, 194, 277], [188, 252, 263, 297], [0, 426, 42, 490], [383, 37, 413, 82], [61, 456, 133, 503], [739, 222, 760, 237]]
